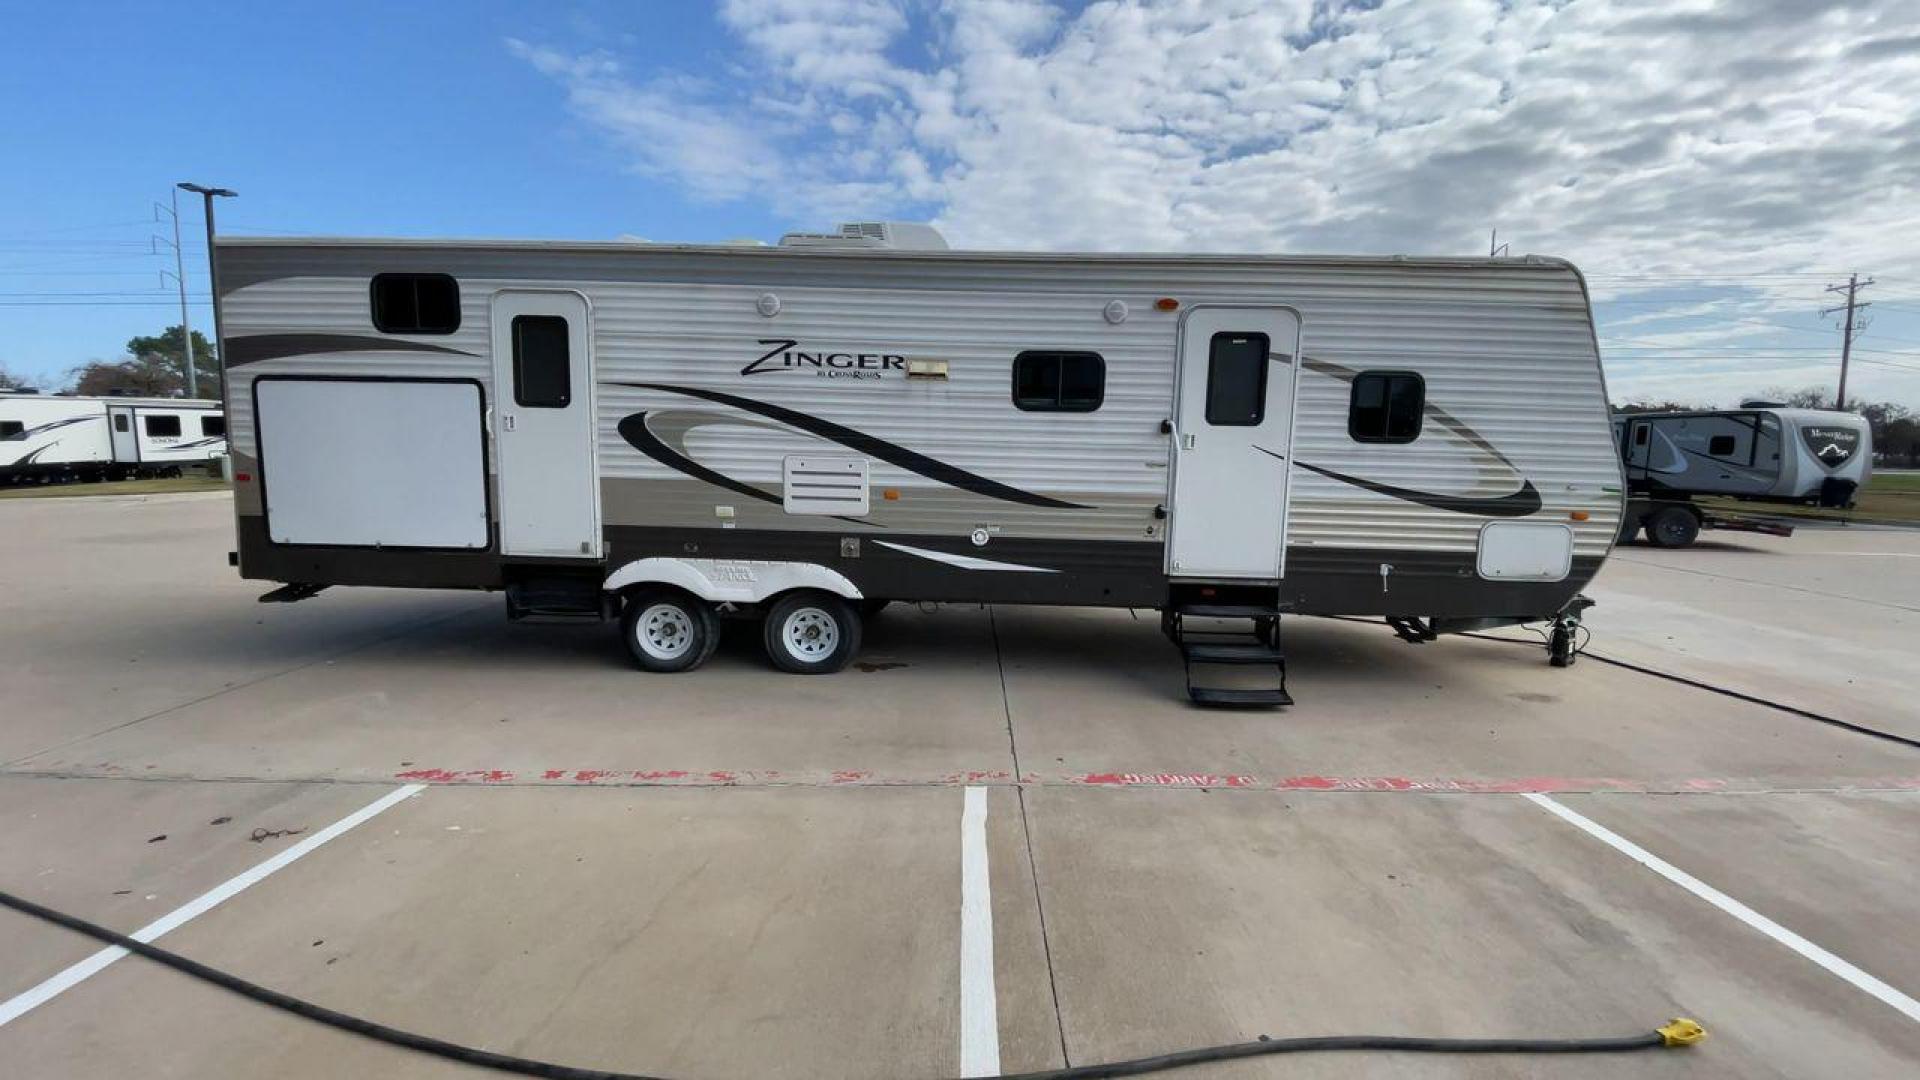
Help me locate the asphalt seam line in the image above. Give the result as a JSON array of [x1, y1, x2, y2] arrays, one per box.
[[0, 783, 426, 1028], [960, 785, 1001, 1077], [1524, 792, 1920, 1025]]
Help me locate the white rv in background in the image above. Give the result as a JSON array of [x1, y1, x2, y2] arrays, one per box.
[[1613, 405, 1873, 547], [216, 224, 1626, 702], [0, 391, 226, 484]]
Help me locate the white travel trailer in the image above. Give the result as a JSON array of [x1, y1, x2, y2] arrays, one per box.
[[1613, 406, 1873, 547], [217, 225, 1626, 703], [0, 392, 226, 484]]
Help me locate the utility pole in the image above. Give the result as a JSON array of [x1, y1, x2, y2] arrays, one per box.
[[1822, 273, 1874, 410], [153, 192, 197, 397], [1488, 229, 1509, 258]]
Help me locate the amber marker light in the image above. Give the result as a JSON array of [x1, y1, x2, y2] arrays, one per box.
[[1569, 510, 1590, 521], [883, 489, 901, 501], [1155, 297, 1180, 311]]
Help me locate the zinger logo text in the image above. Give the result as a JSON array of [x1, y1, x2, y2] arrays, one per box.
[[742, 339, 905, 379]]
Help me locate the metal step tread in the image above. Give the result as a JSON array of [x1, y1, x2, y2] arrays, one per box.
[[1175, 603, 1279, 618], [1184, 643, 1285, 663], [1188, 686, 1294, 707]]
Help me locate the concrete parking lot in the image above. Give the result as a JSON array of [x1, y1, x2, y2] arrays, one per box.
[[3, 492, 1917, 1078]]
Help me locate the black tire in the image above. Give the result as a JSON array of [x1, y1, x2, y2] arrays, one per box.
[[763, 590, 861, 674], [619, 587, 719, 673], [1644, 506, 1701, 548], [1615, 514, 1639, 545]]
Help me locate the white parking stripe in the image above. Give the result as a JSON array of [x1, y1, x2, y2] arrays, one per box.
[[1525, 792, 1920, 1024], [0, 783, 425, 1027], [960, 785, 1001, 1077]]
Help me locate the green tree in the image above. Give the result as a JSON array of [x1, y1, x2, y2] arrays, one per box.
[[68, 325, 221, 399]]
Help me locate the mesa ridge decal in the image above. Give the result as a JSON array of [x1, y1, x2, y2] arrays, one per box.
[[742, 338, 904, 379], [1800, 424, 1861, 466]]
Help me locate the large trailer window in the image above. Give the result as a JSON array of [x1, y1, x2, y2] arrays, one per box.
[[144, 415, 182, 437], [1013, 351, 1104, 412], [201, 415, 226, 437], [371, 273, 461, 334], [1204, 333, 1269, 426], [1349, 371, 1424, 443], [512, 315, 572, 408]]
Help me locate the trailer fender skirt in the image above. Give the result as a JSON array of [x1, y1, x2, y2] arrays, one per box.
[[603, 557, 862, 605], [0, 885, 1703, 1080]]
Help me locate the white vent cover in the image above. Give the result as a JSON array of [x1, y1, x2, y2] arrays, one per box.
[[777, 222, 949, 250], [783, 455, 870, 516]]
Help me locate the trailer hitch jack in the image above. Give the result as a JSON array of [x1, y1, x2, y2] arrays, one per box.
[[1548, 594, 1594, 668]]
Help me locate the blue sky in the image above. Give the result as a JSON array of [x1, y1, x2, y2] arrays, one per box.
[[3, 0, 1918, 407]]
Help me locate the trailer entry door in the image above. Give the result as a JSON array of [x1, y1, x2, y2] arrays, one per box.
[[108, 406, 138, 463], [490, 291, 600, 557], [1167, 306, 1301, 580]]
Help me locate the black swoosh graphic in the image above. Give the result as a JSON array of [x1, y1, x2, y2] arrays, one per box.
[[225, 334, 476, 368], [617, 412, 782, 508], [2, 415, 96, 443], [1294, 461, 1542, 518], [617, 383, 1093, 510]]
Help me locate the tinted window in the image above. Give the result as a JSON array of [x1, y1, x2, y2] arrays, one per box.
[[201, 415, 226, 437], [1204, 333, 1269, 426], [0, 421, 22, 439], [1349, 372, 1424, 443], [1013, 352, 1104, 412], [1708, 434, 1736, 457], [114, 413, 129, 432], [1634, 424, 1649, 446], [512, 315, 572, 408], [145, 414, 182, 438], [370, 273, 461, 334]]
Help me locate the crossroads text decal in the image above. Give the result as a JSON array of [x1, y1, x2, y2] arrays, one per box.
[[742, 339, 905, 380]]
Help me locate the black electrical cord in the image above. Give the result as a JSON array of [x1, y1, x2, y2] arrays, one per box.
[[0, 888, 1699, 1079]]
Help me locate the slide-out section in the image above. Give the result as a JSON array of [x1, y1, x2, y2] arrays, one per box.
[[254, 377, 489, 549]]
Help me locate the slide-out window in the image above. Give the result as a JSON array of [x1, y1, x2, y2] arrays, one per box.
[[512, 315, 572, 408], [1349, 371, 1424, 443], [1204, 332, 1270, 426], [1708, 434, 1737, 457], [1013, 351, 1104, 412], [370, 273, 461, 334], [144, 414, 182, 438], [201, 415, 226, 437], [0, 421, 22, 439]]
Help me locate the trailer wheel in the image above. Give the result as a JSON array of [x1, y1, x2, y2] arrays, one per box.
[[1644, 506, 1701, 549], [763, 590, 861, 674], [1615, 514, 1639, 545], [620, 587, 719, 673]]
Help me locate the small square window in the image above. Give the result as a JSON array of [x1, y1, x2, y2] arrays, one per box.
[[371, 273, 461, 334], [1013, 352, 1103, 412], [1349, 371, 1424, 443], [201, 415, 226, 437], [0, 420, 23, 439], [144, 414, 182, 438], [1707, 434, 1736, 456], [1204, 332, 1269, 426], [512, 315, 572, 408]]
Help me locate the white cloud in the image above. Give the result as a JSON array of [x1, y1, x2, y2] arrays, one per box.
[[512, 0, 1920, 406]]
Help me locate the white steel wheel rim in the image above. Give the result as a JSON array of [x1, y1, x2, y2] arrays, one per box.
[[636, 603, 696, 661], [781, 607, 839, 661]]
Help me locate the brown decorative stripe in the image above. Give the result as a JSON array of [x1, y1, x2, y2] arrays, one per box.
[[225, 334, 476, 368]]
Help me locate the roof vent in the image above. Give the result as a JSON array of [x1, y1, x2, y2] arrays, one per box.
[[778, 222, 948, 251], [1739, 399, 1787, 409]]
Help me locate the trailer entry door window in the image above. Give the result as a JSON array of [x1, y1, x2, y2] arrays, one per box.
[[201, 415, 226, 437], [370, 273, 461, 334], [144, 415, 182, 438], [1204, 333, 1269, 426], [512, 315, 572, 408], [113, 413, 129, 432], [1013, 352, 1104, 412], [1349, 371, 1424, 443]]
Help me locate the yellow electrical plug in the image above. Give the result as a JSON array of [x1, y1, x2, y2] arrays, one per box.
[[1658, 1018, 1706, 1047]]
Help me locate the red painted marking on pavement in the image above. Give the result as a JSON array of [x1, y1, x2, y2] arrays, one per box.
[[383, 767, 1920, 795]]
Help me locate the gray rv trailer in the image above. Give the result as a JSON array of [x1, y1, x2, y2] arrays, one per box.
[[1613, 407, 1873, 547], [215, 226, 1624, 702], [0, 391, 225, 484]]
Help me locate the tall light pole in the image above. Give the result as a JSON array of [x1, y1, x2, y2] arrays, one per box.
[[177, 183, 237, 400]]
